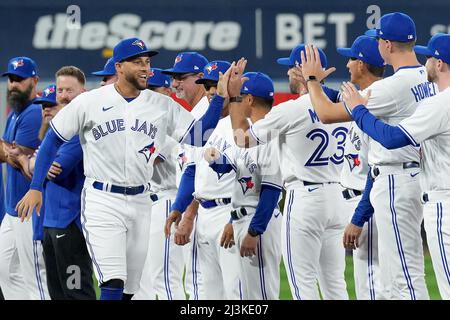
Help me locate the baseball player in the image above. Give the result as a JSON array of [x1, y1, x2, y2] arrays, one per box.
[[92, 57, 117, 86], [205, 72, 283, 300], [134, 68, 185, 300], [162, 52, 209, 300], [302, 35, 387, 299], [0, 56, 49, 300], [227, 54, 349, 300], [15, 38, 226, 300], [165, 60, 244, 300], [302, 12, 435, 299], [341, 33, 450, 299]]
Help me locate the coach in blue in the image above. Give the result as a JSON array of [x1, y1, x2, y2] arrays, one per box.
[[0, 57, 49, 300]]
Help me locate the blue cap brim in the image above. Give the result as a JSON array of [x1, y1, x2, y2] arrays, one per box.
[[365, 29, 378, 37], [162, 68, 202, 75], [91, 70, 115, 76], [1, 71, 32, 79], [34, 97, 56, 105], [195, 76, 218, 84], [276, 57, 291, 66], [414, 45, 433, 57], [117, 49, 159, 62], [336, 48, 354, 58]]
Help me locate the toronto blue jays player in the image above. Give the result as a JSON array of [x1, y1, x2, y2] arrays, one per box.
[[302, 12, 435, 299], [0, 57, 48, 300], [302, 35, 388, 299], [206, 72, 283, 300], [92, 57, 118, 86], [227, 54, 349, 300], [16, 38, 225, 300], [134, 68, 185, 300], [341, 33, 450, 299]]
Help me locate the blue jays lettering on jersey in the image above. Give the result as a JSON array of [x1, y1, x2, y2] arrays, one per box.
[[345, 126, 362, 171], [44, 136, 84, 230], [3, 103, 42, 217]]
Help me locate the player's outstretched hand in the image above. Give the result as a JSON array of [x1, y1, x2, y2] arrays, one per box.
[[220, 223, 235, 249], [165, 210, 182, 238], [240, 233, 258, 257], [301, 45, 336, 82], [15, 189, 42, 222], [227, 58, 249, 98], [341, 81, 371, 111], [343, 223, 363, 250], [204, 147, 220, 164], [47, 161, 62, 180], [217, 62, 234, 98]]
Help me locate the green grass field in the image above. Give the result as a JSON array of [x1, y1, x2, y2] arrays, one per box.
[[279, 253, 441, 300]]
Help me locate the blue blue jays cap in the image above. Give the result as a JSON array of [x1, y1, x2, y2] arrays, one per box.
[[113, 37, 158, 62], [366, 12, 416, 42], [147, 68, 171, 88], [240, 72, 274, 99], [2, 56, 38, 78], [277, 44, 328, 69], [337, 35, 385, 68], [195, 60, 231, 84], [34, 84, 57, 106], [415, 33, 450, 64], [92, 58, 116, 76], [162, 52, 208, 75]]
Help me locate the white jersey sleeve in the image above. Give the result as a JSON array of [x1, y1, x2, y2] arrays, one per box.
[[260, 140, 283, 190], [166, 99, 196, 143], [361, 80, 396, 118], [399, 90, 450, 145], [50, 92, 87, 142]]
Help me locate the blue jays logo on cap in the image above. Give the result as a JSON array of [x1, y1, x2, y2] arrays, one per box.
[[195, 60, 231, 84], [34, 84, 57, 106], [277, 44, 328, 69], [240, 72, 274, 99], [147, 68, 171, 88], [139, 142, 156, 163], [415, 33, 450, 64], [132, 39, 145, 50], [113, 37, 158, 62], [337, 35, 385, 68], [238, 176, 255, 195], [2, 56, 38, 79], [345, 154, 361, 171], [162, 52, 208, 75]]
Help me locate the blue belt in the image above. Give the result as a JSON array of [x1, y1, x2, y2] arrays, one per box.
[[199, 198, 231, 209], [92, 181, 149, 196], [150, 194, 159, 202]]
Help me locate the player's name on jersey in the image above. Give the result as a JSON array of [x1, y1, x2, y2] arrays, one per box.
[[91, 118, 158, 140]]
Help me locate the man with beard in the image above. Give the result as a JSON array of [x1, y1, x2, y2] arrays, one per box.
[[0, 56, 49, 299], [15, 38, 226, 300]]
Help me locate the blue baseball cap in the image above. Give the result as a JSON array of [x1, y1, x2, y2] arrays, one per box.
[[337, 35, 385, 68], [113, 37, 158, 62], [162, 52, 208, 75], [148, 68, 171, 88], [195, 60, 231, 84], [2, 56, 38, 78], [415, 33, 450, 64], [92, 58, 116, 76], [240, 72, 274, 99], [277, 44, 328, 68], [366, 12, 416, 42], [34, 84, 57, 106]]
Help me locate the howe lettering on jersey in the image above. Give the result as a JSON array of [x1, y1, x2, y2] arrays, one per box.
[[411, 81, 437, 102], [92, 118, 158, 141]]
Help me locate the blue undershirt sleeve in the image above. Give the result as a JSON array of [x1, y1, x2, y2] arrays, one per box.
[[30, 127, 64, 192], [52, 137, 83, 182], [351, 105, 413, 149], [249, 185, 281, 235], [171, 165, 196, 213], [351, 171, 375, 227], [182, 95, 224, 147]]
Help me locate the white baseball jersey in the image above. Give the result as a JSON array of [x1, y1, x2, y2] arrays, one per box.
[[341, 123, 370, 191], [398, 86, 450, 191], [152, 138, 178, 194], [175, 96, 210, 186], [220, 138, 282, 212], [50, 84, 196, 186], [192, 116, 235, 200], [360, 66, 437, 165], [250, 95, 348, 188]]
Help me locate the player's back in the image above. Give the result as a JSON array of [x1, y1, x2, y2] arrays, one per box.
[[276, 95, 348, 189], [363, 65, 437, 165]]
